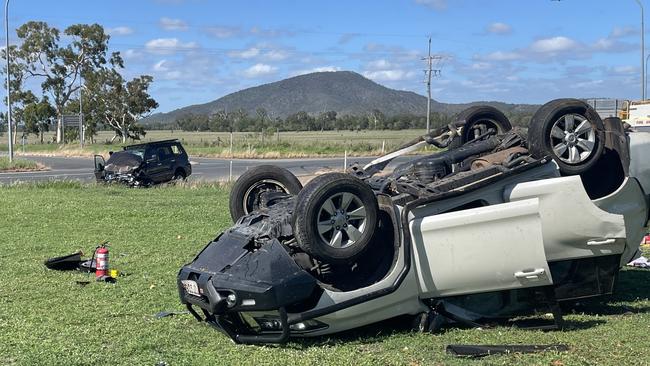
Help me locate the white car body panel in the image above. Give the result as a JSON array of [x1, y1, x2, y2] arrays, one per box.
[[507, 176, 627, 262], [593, 177, 648, 265], [410, 198, 552, 297], [629, 132, 650, 195]]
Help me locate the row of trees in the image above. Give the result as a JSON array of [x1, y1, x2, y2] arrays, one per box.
[[2, 21, 158, 144], [174, 108, 533, 133]]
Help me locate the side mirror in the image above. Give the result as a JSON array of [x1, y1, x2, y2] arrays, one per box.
[[109, 151, 114, 156]]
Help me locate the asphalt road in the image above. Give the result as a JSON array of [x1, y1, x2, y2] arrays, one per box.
[[0, 154, 404, 184]]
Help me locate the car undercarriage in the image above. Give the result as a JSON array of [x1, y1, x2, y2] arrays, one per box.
[[178, 99, 650, 344]]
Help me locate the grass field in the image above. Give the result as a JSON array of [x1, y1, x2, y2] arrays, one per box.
[[1, 130, 427, 158], [1, 182, 649, 365], [0, 157, 46, 172]]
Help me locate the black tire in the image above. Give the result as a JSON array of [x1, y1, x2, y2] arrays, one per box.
[[528, 98, 605, 175], [293, 173, 378, 265], [229, 165, 302, 222], [449, 105, 512, 148]]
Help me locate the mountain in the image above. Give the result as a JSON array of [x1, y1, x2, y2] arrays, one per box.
[[142, 71, 538, 124]]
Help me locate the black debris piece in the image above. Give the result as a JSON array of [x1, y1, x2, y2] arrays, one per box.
[[446, 344, 569, 358]]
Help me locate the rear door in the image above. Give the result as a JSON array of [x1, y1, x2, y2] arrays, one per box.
[[143, 147, 166, 183], [410, 198, 553, 298], [156, 145, 176, 181], [93, 155, 105, 181]]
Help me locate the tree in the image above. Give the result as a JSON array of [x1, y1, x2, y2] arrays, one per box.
[[208, 110, 231, 132], [0, 45, 34, 145], [87, 69, 158, 142], [15, 21, 120, 143], [317, 111, 337, 131], [24, 96, 56, 143]]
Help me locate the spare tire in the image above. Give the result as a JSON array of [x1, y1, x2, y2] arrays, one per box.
[[528, 99, 605, 175], [293, 173, 378, 265], [449, 105, 512, 148], [229, 165, 302, 222]]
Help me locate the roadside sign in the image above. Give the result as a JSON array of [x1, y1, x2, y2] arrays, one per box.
[[62, 114, 82, 126]]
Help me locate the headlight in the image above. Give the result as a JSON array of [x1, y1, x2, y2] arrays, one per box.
[[225, 293, 237, 308]]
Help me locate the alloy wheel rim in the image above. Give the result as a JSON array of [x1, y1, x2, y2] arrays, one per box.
[[549, 113, 596, 164], [316, 192, 367, 249]]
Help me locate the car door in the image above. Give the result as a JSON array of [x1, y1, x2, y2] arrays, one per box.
[[143, 147, 166, 183], [156, 145, 176, 181], [507, 175, 627, 262], [93, 155, 105, 181], [410, 198, 553, 298]]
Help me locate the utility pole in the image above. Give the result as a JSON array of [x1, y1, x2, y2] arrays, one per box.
[[5, 0, 12, 162], [422, 37, 442, 134], [635, 0, 646, 100]]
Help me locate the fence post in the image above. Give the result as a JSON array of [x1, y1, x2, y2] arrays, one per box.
[[229, 160, 233, 182], [343, 150, 347, 171], [381, 140, 385, 154]]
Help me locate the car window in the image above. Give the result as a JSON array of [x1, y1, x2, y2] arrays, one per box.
[[145, 148, 157, 161], [171, 144, 183, 155], [157, 146, 173, 160], [124, 146, 146, 159]]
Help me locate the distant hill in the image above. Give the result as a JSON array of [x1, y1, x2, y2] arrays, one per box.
[[142, 71, 538, 124]]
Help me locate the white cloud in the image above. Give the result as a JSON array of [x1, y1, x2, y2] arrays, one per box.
[[153, 59, 170, 72], [483, 51, 522, 61], [145, 38, 198, 54], [362, 69, 416, 82], [613, 65, 636, 75], [486, 22, 512, 35], [366, 59, 393, 70], [228, 46, 290, 61], [611, 26, 637, 38], [160, 17, 188, 31], [471, 62, 492, 70], [107, 26, 133, 36], [122, 49, 142, 60], [530, 36, 578, 53], [243, 63, 277, 78], [266, 49, 289, 61], [151, 59, 182, 80], [205, 26, 241, 39], [290, 66, 341, 77], [249, 27, 294, 38], [229, 47, 261, 59], [414, 0, 446, 10]]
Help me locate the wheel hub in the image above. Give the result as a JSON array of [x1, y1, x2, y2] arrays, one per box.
[[317, 192, 367, 249], [549, 113, 596, 164], [565, 133, 577, 145], [331, 210, 348, 229]]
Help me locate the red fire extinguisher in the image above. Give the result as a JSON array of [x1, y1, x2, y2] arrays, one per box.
[[95, 243, 109, 279]]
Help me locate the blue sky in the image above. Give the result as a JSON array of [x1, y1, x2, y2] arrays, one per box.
[[8, 0, 648, 113]]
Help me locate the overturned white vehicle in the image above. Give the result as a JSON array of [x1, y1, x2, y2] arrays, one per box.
[[178, 99, 650, 344]]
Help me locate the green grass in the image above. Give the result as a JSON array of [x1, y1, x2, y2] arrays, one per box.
[[0, 156, 43, 171], [1, 130, 426, 158], [1, 183, 649, 365]]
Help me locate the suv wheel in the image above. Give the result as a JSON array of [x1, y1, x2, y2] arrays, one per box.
[[293, 173, 378, 265], [528, 98, 605, 175], [229, 165, 303, 222]]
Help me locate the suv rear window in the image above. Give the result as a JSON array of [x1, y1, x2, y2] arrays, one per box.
[[171, 144, 183, 155]]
